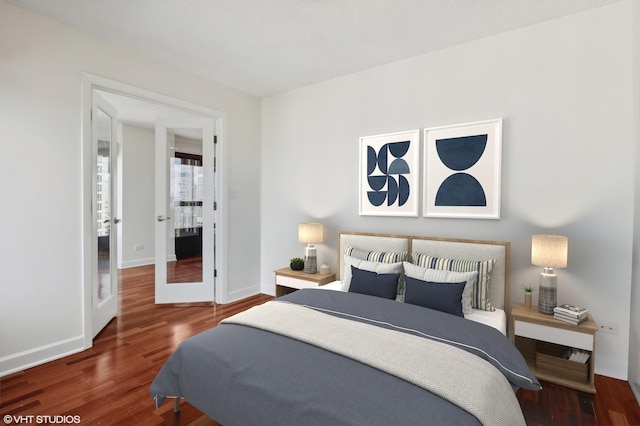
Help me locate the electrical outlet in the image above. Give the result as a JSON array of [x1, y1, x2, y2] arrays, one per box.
[[134, 244, 144, 251], [598, 322, 619, 335]]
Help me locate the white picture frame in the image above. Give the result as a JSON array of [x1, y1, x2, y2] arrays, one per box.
[[423, 119, 502, 219], [359, 129, 420, 217]]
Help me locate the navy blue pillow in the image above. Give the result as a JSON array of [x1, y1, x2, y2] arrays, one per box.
[[404, 276, 465, 317], [348, 266, 399, 299]]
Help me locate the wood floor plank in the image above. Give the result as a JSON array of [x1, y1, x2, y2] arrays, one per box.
[[1, 262, 638, 425], [517, 375, 640, 425], [0, 263, 269, 425]]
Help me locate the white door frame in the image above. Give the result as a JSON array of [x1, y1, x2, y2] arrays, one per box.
[[81, 73, 229, 348]]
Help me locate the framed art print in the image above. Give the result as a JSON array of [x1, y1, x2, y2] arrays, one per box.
[[423, 119, 502, 219], [359, 129, 420, 217]]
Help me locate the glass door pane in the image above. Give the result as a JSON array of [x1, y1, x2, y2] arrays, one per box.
[[96, 127, 112, 301], [168, 139, 204, 284]]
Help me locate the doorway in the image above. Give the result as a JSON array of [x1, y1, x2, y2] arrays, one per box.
[[81, 74, 228, 347]]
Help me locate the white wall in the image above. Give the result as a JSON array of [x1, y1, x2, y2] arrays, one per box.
[[630, 0, 640, 404], [120, 124, 155, 268], [0, 1, 261, 375], [262, 2, 635, 380]]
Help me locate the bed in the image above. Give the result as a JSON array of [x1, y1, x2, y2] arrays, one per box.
[[150, 231, 540, 426]]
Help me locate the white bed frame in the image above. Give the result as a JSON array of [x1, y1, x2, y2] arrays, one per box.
[[337, 231, 511, 323]]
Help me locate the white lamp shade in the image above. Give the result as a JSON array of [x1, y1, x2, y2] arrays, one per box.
[[531, 235, 568, 269], [298, 223, 323, 244]]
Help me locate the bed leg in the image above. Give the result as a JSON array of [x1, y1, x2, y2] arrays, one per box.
[[173, 397, 181, 413]]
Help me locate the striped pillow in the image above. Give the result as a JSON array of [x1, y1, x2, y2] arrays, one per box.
[[344, 246, 408, 296], [412, 253, 496, 311], [345, 246, 407, 264]]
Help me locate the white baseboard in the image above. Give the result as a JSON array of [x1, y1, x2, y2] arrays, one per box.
[[118, 255, 177, 269], [224, 285, 261, 304], [0, 335, 85, 378], [119, 257, 155, 269]]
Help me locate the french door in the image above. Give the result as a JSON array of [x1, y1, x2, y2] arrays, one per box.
[[92, 92, 119, 337], [154, 118, 216, 303]]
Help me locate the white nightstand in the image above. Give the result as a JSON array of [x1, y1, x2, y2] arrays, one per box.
[[511, 303, 598, 393], [274, 267, 336, 297]]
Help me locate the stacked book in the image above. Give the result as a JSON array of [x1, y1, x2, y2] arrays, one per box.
[[553, 304, 589, 325], [563, 347, 590, 363]]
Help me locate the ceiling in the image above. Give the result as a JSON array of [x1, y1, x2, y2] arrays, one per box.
[[9, 0, 621, 98]]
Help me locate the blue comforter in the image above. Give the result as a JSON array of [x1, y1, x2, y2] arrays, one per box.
[[150, 289, 539, 425]]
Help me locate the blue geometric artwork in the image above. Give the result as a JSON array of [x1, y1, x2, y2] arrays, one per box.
[[366, 141, 411, 207], [360, 129, 420, 217], [423, 119, 502, 219], [435, 135, 487, 207]]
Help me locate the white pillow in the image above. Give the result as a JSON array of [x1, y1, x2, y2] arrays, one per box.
[[412, 253, 496, 311], [341, 255, 403, 292], [403, 262, 478, 315]]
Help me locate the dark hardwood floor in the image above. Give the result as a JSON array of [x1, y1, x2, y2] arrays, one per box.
[[0, 263, 271, 425], [1, 263, 639, 425], [518, 376, 640, 425]]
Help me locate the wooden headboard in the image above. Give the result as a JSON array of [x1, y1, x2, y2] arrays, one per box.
[[337, 231, 510, 311]]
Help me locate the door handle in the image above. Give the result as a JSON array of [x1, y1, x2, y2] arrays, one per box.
[[157, 215, 172, 222], [114, 218, 122, 224]]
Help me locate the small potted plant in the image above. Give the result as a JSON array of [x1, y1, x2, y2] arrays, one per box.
[[522, 284, 537, 309], [290, 257, 304, 271]]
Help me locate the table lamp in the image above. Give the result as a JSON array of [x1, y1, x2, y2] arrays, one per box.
[[298, 223, 323, 273], [531, 234, 568, 314]]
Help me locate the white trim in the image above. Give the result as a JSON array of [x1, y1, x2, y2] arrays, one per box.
[[118, 254, 177, 270], [225, 285, 262, 304], [0, 336, 84, 378], [81, 73, 229, 348], [215, 118, 229, 304], [119, 257, 156, 269]]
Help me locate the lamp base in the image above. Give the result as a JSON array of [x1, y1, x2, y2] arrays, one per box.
[[303, 245, 317, 274], [538, 272, 557, 314]]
